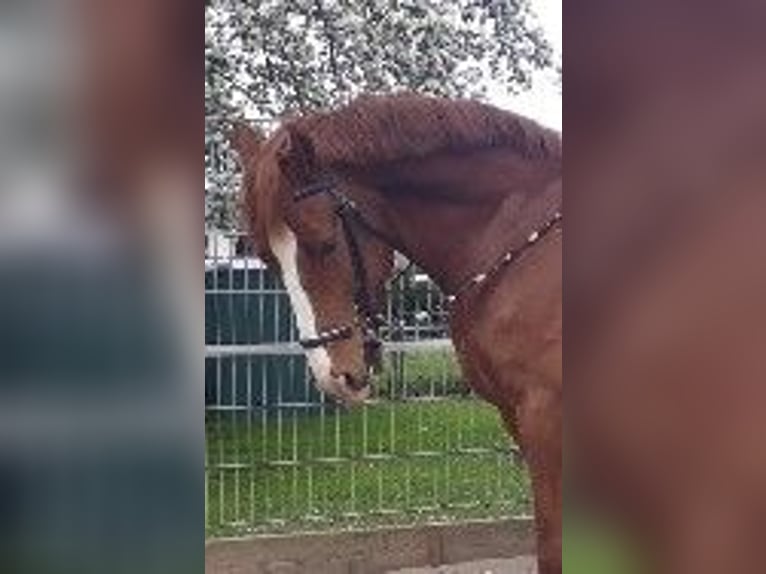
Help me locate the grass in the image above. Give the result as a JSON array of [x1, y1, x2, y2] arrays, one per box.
[[205, 397, 531, 537], [377, 348, 466, 398]]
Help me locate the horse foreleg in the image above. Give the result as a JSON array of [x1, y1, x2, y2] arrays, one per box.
[[504, 384, 562, 574]]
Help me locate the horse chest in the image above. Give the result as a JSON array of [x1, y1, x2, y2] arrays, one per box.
[[450, 265, 562, 409]]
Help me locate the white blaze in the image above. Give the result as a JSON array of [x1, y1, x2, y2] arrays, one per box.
[[268, 226, 333, 385]]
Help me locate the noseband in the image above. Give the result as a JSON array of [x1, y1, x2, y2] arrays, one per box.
[[293, 177, 385, 370]]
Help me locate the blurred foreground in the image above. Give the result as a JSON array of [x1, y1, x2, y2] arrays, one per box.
[[566, 1, 766, 572], [0, 1, 201, 573]]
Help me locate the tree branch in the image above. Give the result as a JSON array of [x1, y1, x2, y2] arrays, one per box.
[[313, 0, 343, 91]]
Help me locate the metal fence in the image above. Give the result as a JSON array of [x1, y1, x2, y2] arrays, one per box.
[[204, 232, 530, 537]]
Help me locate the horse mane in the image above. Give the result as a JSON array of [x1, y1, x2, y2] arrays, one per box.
[[281, 92, 561, 170]]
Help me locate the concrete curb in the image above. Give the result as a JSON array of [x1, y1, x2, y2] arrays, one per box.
[[206, 518, 535, 574]]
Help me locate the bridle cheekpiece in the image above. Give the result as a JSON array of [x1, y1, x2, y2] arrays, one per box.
[[292, 176, 385, 371]]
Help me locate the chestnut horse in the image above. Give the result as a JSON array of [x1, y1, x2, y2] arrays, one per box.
[[231, 94, 562, 574]]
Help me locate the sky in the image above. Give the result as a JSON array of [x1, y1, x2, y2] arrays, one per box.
[[489, 0, 561, 131]]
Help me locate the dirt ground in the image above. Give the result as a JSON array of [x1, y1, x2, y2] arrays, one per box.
[[388, 556, 537, 574]]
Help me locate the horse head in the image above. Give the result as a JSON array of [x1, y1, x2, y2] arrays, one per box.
[[230, 122, 393, 404]]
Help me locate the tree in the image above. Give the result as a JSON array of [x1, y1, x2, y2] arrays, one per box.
[[205, 0, 556, 230]]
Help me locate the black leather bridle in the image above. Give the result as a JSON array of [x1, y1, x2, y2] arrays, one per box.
[[292, 175, 563, 373], [293, 177, 386, 372]]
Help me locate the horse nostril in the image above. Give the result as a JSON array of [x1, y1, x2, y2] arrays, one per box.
[[343, 372, 370, 392]]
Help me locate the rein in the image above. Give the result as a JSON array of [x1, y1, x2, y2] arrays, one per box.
[[292, 176, 562, 362]]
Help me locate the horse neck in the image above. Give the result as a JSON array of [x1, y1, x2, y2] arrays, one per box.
[[362, 148, 561, 294]]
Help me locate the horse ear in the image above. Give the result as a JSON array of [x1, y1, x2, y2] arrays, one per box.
[[228, 121, 265, 163], [228, 122, 269, 256], [275, 128, 318, 183]]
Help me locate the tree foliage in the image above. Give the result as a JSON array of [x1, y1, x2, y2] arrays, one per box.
[[205, 0, 555, 230]]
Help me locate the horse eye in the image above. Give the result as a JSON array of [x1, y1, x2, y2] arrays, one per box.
[[318, 241, 337, 256]]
